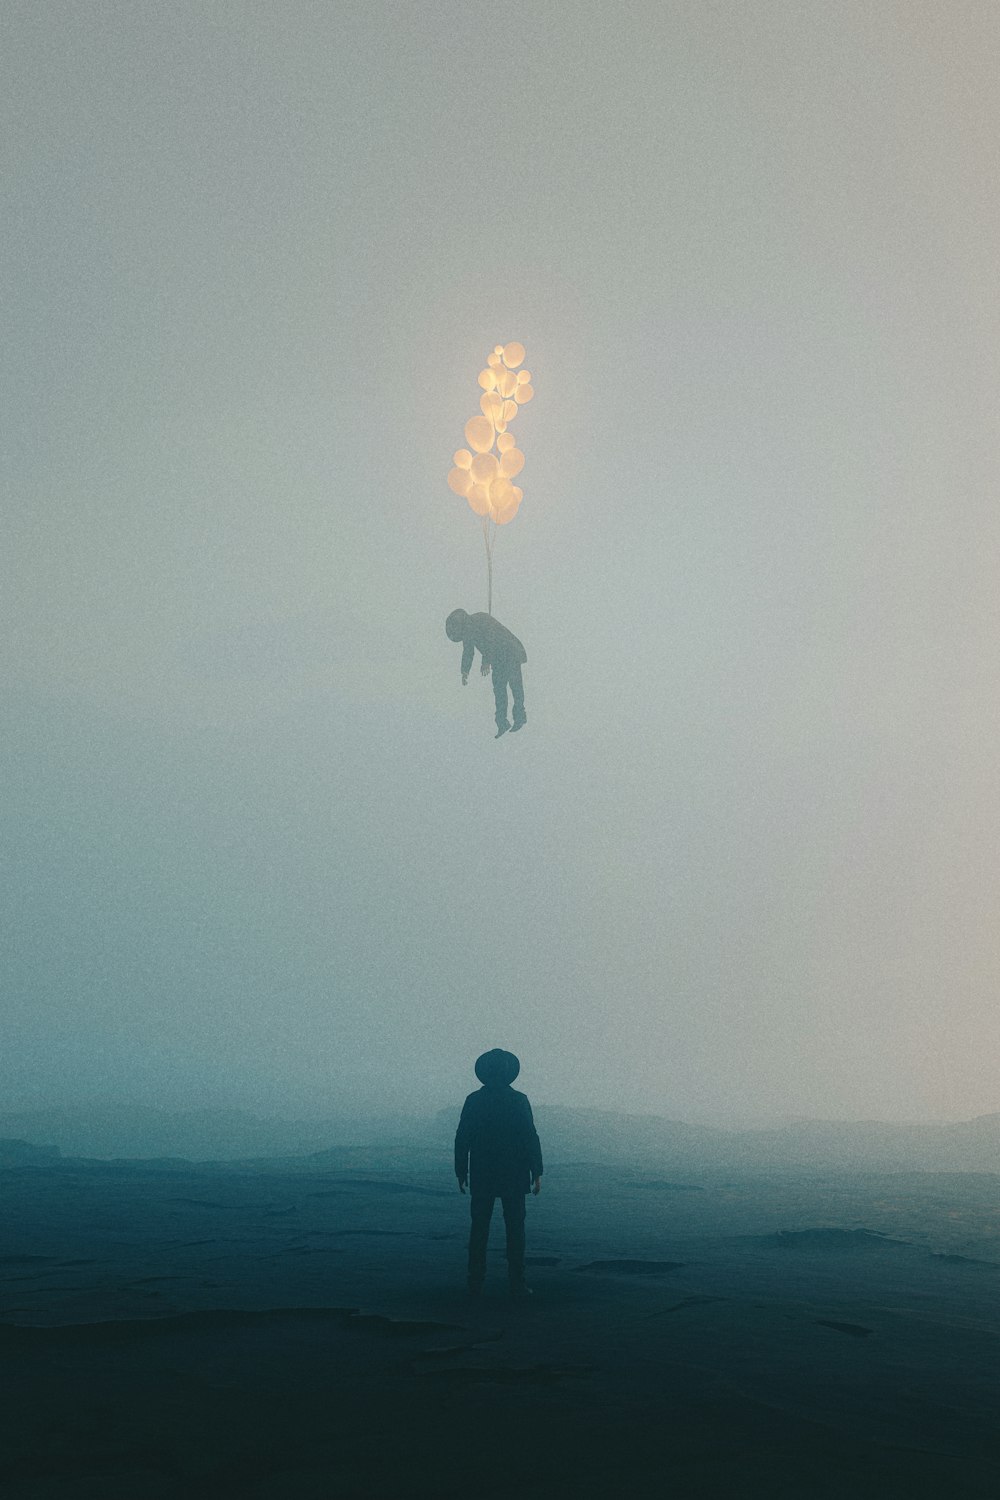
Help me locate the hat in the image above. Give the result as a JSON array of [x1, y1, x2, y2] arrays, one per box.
[[475, 1049, 520, 1086]]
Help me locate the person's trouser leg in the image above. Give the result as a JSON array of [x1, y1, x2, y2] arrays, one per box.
[[509, 662, 525, 726], [491, 663, 511, 729], [501, 1194, 526, 1283], [468, 1195, 495, 1284]]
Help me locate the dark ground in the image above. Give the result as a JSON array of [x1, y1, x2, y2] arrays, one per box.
[[3, 1155, 1000, 1498]]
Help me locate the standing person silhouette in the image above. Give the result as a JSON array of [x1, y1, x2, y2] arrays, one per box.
[[454, 1049, 543, 1299], [445, 609, 527, 737]]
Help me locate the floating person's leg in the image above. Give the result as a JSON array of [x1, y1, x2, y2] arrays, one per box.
[[468, 1194, 494, 1291], [492, 661, 512, 737], [509, 662, 526, 730]]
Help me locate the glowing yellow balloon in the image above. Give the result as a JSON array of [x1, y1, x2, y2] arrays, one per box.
[[465, 415, 494, 454], [490, 476, 514, 509], [495, 494, 522, 525], [499, 446, 524, 479], [450, 342, 533, 535], [470, 451, 499, 485]]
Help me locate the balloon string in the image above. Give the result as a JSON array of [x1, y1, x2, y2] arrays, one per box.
[[482, 516, 494, 615]]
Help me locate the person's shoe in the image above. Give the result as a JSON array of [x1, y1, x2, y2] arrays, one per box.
[[511, 713, 527, 732], [495, 721, 511, 738], [508, 1280, 533, 1300]]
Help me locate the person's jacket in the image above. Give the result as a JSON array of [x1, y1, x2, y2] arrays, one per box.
[[460, 614, 527, 679], [454, 1085, 543, 1197]]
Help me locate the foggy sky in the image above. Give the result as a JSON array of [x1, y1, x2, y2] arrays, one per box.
[[5, 2, 1000, 1125]]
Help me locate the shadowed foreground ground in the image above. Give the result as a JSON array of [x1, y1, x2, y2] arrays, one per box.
[[2, 1156, 1000, 1498]]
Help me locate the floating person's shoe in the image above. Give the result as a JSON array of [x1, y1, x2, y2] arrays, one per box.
[[508, 1280, 533, 1300], [511, 713, 527, 732], [495, 721, 511, 738]]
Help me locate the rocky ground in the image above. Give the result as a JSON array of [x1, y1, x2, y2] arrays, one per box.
[[2, 1154, 1000, 1497]]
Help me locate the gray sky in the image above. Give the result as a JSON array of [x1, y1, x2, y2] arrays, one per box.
[[5, 1, 1000, 1125]]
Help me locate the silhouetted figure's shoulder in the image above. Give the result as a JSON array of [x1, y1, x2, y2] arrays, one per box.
[[461, 1086, 534, 1114]]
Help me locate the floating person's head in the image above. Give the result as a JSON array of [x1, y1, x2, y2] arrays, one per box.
[[475, 1049, 520, 1088], [445, 609, 469, 641]]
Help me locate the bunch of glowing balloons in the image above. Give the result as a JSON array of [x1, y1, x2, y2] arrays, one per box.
[[447, 343, 534, 527]]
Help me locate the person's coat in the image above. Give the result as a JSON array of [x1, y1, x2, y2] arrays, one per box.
[[454, 1085, 543, 1197], [459, 613, 527, 679]]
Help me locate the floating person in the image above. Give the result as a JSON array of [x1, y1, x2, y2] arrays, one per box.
[[445, 609, 527, 738], [454, 1049, 543, 1299]]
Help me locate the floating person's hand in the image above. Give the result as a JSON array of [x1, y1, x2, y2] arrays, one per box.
[[461, 673, 468, 686], [531, 1175, 542, 1196], [481, 661, 491, 676]]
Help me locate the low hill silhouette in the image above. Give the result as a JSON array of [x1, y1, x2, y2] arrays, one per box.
[[3, 1102, 999, 1174]]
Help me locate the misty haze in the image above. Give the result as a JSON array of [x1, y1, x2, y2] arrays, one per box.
[[4, 2, 1000, 1496]]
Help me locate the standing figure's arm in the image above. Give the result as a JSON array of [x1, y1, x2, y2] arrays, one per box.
[[454, 1100, 472, 1191], [522, 1097, 543, 1192]]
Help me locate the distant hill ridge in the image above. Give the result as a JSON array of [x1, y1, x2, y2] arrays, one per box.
[[0, 1106, 397, 1163], [532, 1105, 1000, 1172], [1, 1103, 998, 1173], [0, 1138, 61, 1166]]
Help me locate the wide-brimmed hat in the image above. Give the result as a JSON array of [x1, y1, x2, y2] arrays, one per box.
[[474, 1049, 520, 1086]]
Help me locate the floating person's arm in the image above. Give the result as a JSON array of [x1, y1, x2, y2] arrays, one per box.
[[460, 639, 475, 685], [481, 616, 508, 674]]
